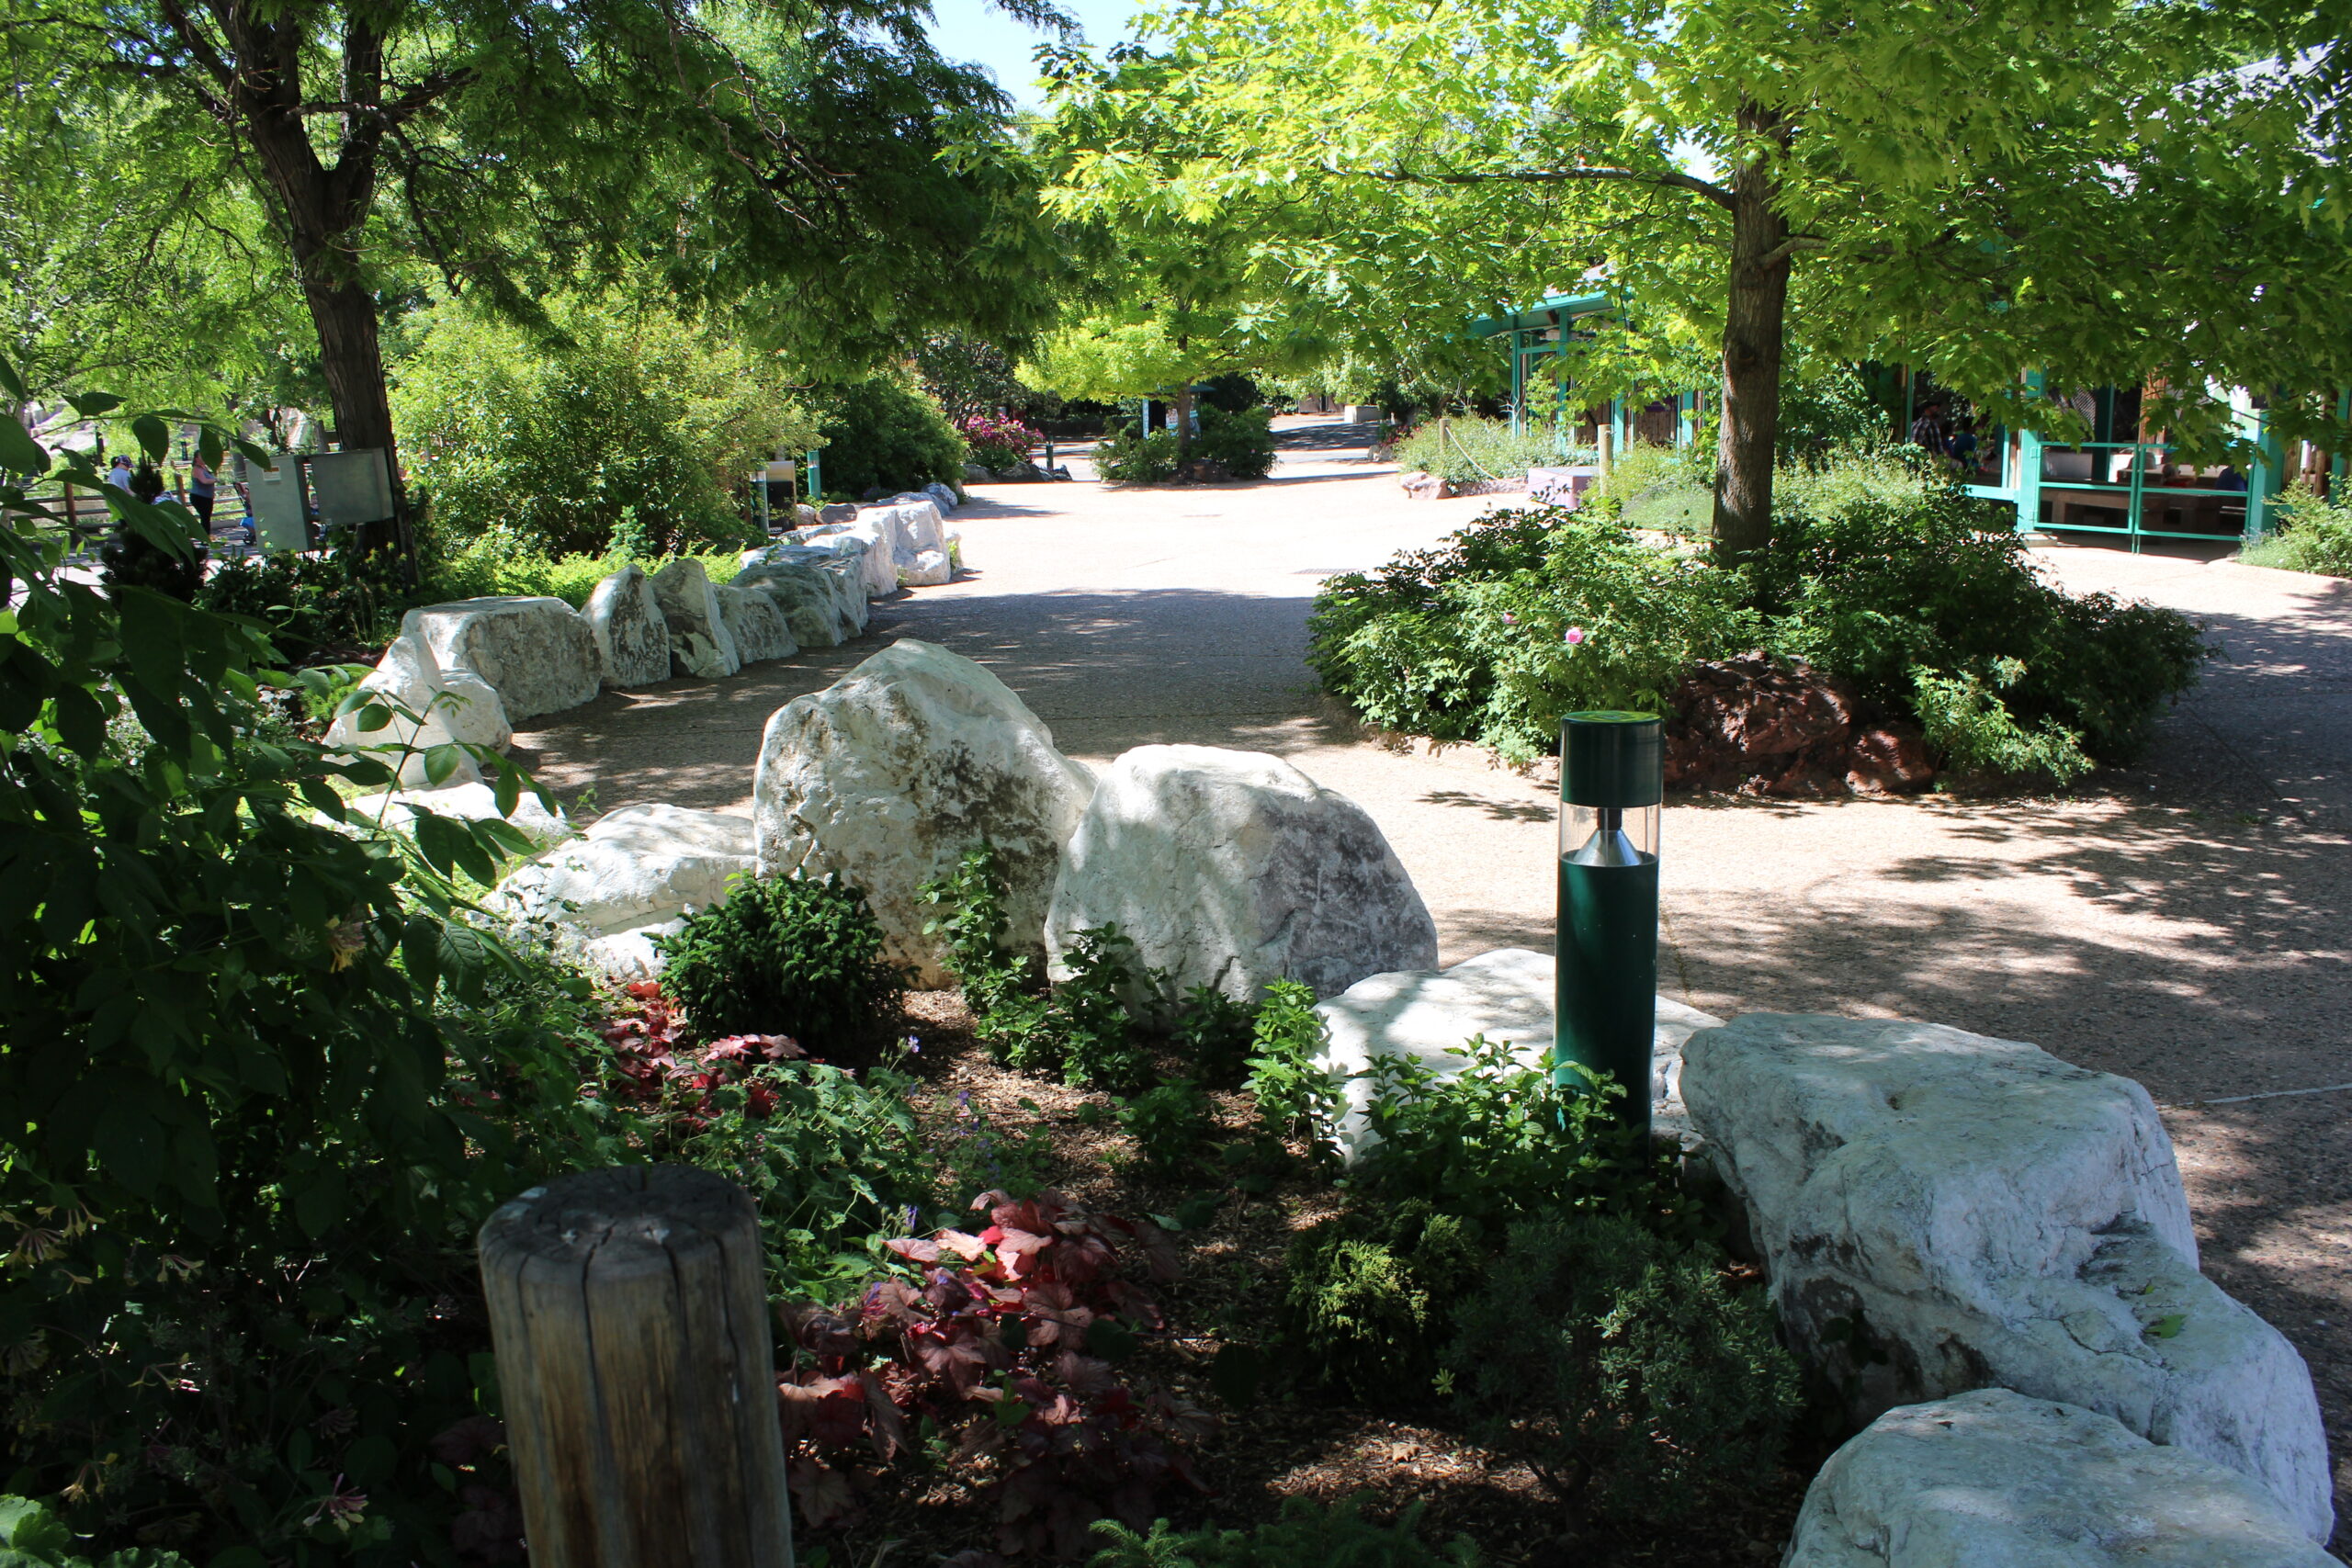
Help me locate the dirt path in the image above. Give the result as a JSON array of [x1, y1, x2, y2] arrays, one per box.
[[513, 417, 2352, 1539]]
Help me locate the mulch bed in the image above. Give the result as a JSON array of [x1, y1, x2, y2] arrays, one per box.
[[804, 990, 1818, 1567]]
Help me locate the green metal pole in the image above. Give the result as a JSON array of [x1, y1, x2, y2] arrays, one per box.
[[1555, 711, 1663, 1138]]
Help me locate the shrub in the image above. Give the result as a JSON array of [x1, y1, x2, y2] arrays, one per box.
[[1170, 984, 1257, 1089], [1280, 1199, 1480, 1404], [2243, 483, 2352, 577], [194, 547, 400, 661], [0, 1495, 189, 1567], [1057, 923, 1153, 1091], [1393, 415, 1588, 485], [585, 982, 932, 1299], [1118, 1081, 1215, 1178], [1240, 980, 1342, 1157], [1193, 404, 1277, 479], [936, 1089, 1057, 1202], [779, 1190, 1201, 1557], [395, 297, 808, 556], [958, 411, 1043, 470], [656, 872, 908, 1061], [1087, 1495, 1481, 1567], [1096, 426, 1181, 484], [1442, 1213, 1802, 1526], [813, 374, 967, 496]]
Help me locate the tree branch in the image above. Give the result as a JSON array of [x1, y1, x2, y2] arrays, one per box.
[[1368, 162, 1737, 211], [1758, 233, 1827, 268]]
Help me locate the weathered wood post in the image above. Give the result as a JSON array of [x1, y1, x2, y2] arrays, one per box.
[[479, 1166, 795, 1568]]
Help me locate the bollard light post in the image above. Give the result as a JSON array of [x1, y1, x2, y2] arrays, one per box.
[[1555, 710, 1663, 1137]]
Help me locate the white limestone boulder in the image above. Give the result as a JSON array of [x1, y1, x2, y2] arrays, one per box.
[[1684, 1014, 2333, 1541], [326, 610, 513, 784], [752, 639, 1093, 986], [1310, 947, 1722, 1163], [715, 582, 797, 665], [1786, 1388, 2335, 1568], [584, 565, 673, 688], [344, 780, 571, 849], [923, 482, 959, 513], [737, 550, 863, 648], [901, 547, 953, 587], [413, 596, 601, 724], [648, 559, 741, 680], [581, 918, 687, 982], [1045, 745, 1438, 1005], [789, 522, 897, 600], [861, 499, 949, 581], [488, 804, 755, 937]]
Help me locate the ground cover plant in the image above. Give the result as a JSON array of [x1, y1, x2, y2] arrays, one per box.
[[1309, 455, 2207, 779], [1393, 416, 1589, 486], [2242, 484, 2352, 578]]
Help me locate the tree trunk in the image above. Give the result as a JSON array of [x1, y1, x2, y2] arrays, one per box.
[[1173, 383, 1194, 464], [298, 270, 413, 558], [1710, 101, 1793, 565]]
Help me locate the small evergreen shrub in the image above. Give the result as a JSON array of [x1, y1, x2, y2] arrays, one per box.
[[657, 872, 907, 1060], [1281, 1199, 1479, 1404], [1088, 1495, 1481, 1567], [2243, 483, 2352, 577], [1096, 426, 1182, 483], [1118, 1080, 1215, 1178], [1193, 404, 1277, 479], [1057, 923, 1153, 1091], [1443, 1213, 1802, 1526]]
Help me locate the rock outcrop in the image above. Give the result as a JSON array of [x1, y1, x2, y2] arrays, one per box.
[[413, 596, 601, 724], [715, 582, 797, 666], [752, 639, 1094, 986], [1665, 652, 1932, 796], [1786, 1389, 2335, 1567], [1044, 745, 1438, 1004], [1683, 1014, 2333, 1540], [1311, 947, 1722, 1162], [648, 559, 741, 680], [584, 564, 673, 689], [488, 804, 755, 938]]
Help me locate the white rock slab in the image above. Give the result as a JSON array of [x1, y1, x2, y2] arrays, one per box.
[[901, 547, 953, 587], [413, 596, 601, 724], [1310, 947, 1722, 1162], [581, 918, 686, 982], [737, 546, 865, 646], [1684, 1014, 2333, 1541], [715, 582, 797, 665], [648, 558, 741, 680], [344, 781, 571, 849], [923, 482, 959, 513], [488, 804, 755, 937], [1786, 1388, 2335, 1567], [584, 565, 673, 688], [790, 522, 897, 599], [753, 638, 1094, 986], [1046, 745, 1437, 1005], [325, 610, 513, 784]]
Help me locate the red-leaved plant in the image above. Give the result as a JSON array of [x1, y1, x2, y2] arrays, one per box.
[[780, 1190, 1210, 1557], [586, 979, 805, 1132]]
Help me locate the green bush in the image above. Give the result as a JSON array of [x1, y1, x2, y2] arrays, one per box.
[[1117, 1080, 1215, 1178], [1088, 1495, 1480, 1567], [1240, 980, 1343, 1157], [422, 529, 745, 610], [1443, 1213, 1802, 1526], [813, 374, 967, 496], [1280, 1200, 1480, 1404], [0, 1495, 188, 1568], [656, 872, 909, 1061], [1394, 415, 1588, 485], [193, 547, 401, 661], [1193, 404, 1277, 479], [395, 297, 808, 557], [1171, 983, 1257, 1089], [2242, 484, 2352, 577], [1096, 425, 1181, 484], [1057, 923, 1153, 1091]]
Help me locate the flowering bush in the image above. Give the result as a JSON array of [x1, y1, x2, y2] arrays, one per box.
[[958, 412, 1042, 471], [779, 1190, 1207, 1557]]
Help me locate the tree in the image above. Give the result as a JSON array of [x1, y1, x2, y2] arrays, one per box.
[[7, 0, 1068, 557], [1055, 0, 2352, 558]]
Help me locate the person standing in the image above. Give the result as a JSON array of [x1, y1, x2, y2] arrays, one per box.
[[1908, 400, 1948, 454], [187, 453, 218, 529], [104, 453, 135, 491]]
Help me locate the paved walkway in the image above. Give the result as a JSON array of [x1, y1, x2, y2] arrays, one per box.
[[513, 418, 2352, 1532]]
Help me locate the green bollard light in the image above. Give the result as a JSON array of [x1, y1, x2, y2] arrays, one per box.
[[1555, 710, 1664, 1137]]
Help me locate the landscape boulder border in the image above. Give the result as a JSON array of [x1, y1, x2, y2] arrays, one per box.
[[323, 608, 513, 785], [487, 802, 755, 948], [1044, 743, 1439, 1008], [752, 638, 1095, 987], [649, 558, 742, 680], [1310, 946, 1720, 1163], [1785, 1388, 2335, 1567], [1682, 1012, 2334, 1542], [715, 581, 798, 666], [583, 564, 673, 689]]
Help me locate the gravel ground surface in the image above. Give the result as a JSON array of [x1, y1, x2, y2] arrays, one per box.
[[511, 416, 2352, 1543]]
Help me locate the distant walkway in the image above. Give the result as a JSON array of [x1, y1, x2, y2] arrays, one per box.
[[512, 418, 2352, 1527]]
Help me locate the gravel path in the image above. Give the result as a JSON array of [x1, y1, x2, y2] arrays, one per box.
[[512, 417, 2352, 1540]]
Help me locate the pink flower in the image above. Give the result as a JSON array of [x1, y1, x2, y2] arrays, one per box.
[[1564, 626, 1587, 646], [1500, 612, 1518, 625]]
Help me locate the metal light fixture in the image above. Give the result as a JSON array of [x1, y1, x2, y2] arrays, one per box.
[[1555, 710, 1664, 1136]]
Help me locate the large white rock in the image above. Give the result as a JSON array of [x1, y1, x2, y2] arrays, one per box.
[[753, 639, 1094, 986], [581, 918, 687, 982], [584, 565, 673, 688], [1786, 1389, 2335, 1568], [789, 522, 897, 599], [923, 482, 959, 513], [648, 559, 741, 680], [1684, 1014, 2334, 1541], [901, 547, 953, 587], [344, 780, 571, 849], [1310, 947, 1722, 1163], [737, 544, 867, 645], [715, 582, 797, 665], [413, 596, 601, 724], [1045, 745, 1438, 1005], [325, 610, 513, 784], [488, 804, 755, 937], [869, 498, 948, 567]]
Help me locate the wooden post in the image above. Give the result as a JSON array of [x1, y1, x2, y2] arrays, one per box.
[[478, 1166, 794, 1568]]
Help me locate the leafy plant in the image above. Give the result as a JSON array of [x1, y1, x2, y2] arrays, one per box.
[[1057, 924, 1151, 1091], [1086, 1495, 1481, 1566], [1442, 1213, 1801, 1527], [1117, 1082, 1214, 1179], [959, 412, 1044, 470], [193, 548, 400, 663], [0, 1495, 190, 1568], [1094, 426, 1182, 484], [1279, 1199, 1479, 1404], [779, 1190, 1203, 1557], [1239, 980, 1342, 1159], [2243, 483, 2352, 577], [1170, 984, 1257, 1089], [813, 374, 967, 497], [1190, 405, 1276, 479], [937, 1089, 1057, 1203], [1394, 415, 1587, 485], [657, 871, 909, 1063]]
